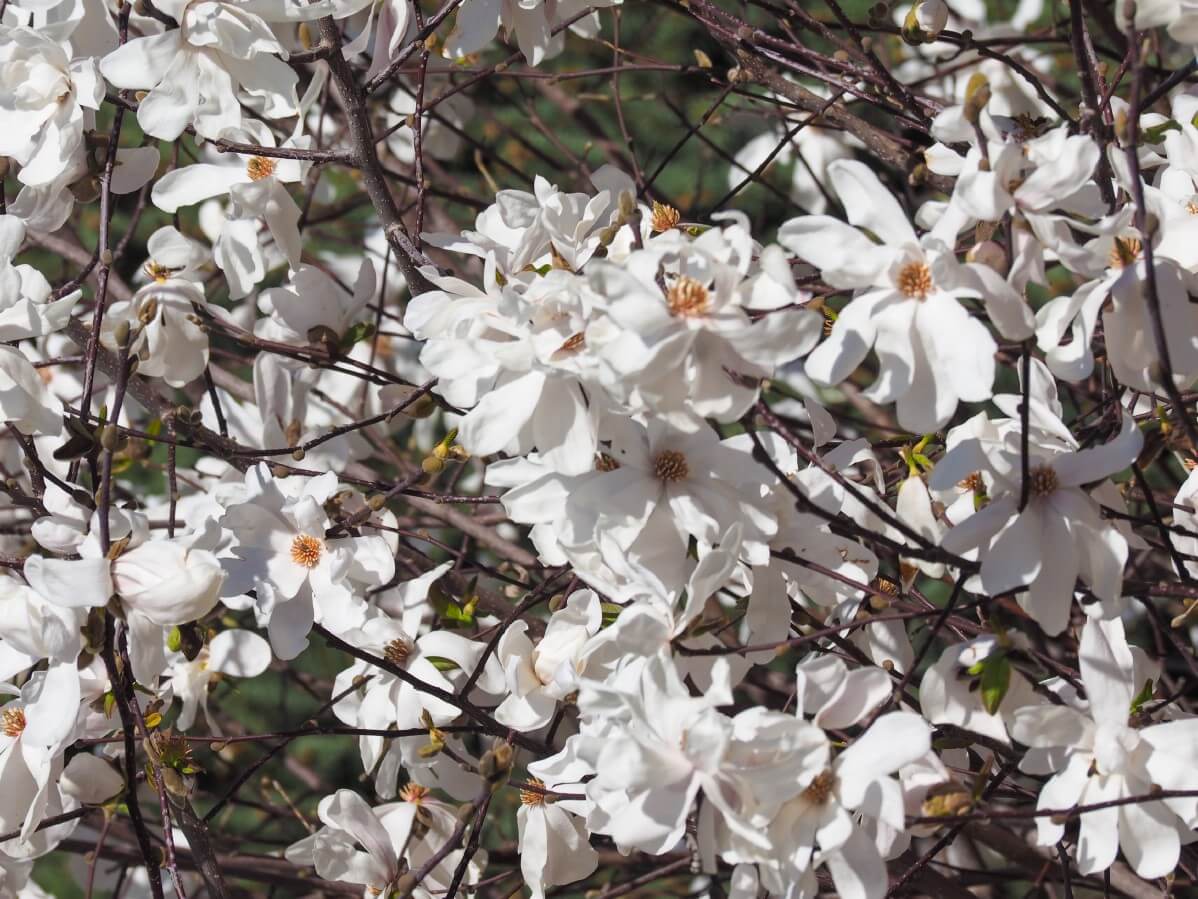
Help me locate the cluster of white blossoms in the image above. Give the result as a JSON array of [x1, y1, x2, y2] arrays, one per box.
[[4, 0, 1198, 896]]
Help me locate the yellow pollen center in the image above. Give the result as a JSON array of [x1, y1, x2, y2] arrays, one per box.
[[290, 534, 323, 568], [803, 769, 836, 805], [400, 783, 430, 804], [666, 276, 710, 318], [650, 201, 681, 233], [143, 261, 175, 283], [1029, 465, 1059, 497], [1109, 237, 1142, 269], [2, 708, 26, 738], [383, 637, 413, 666], [1187, 201, 1198, 216], [520, 777, 547, 806], [653, 450, 689, 482], [246, 156, 277, 181], [874, 576, 900, 596], [958, 471, 985, 493], [556, 332, 586, 355], [896, 261, 934, 300]]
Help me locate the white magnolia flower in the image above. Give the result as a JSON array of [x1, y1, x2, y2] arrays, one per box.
[[407, 266, 605, 476], [166, 629, 271, 732], [0, 25, 103, 187], [576, 654, 768, 856], [762, 712, 932, 899], [99, 0, 329, 140], [1034, 205, 1198, 390], [1116, 0, 1198, 41], [444, 0, 621, 65], [101, 277, 211, 388], [1013, 618, 1198, 878], [330, 605, 501, 798], [0, 572, 85, 678], [517, 758, 599, 899], [495, 588, 602, 731], [588, 224, 822, 423], [0, 216, 80, 341], [778, 159, 1033, 432], [0, 663, 80, 842], [221, 465, 373, 659], [423, 166, 634, 278], [284, 789, 418, 896], [258, 260, 375, 347], [920, 635, 1039, 743], [566, 415, 777, 594], [934, 412, 1141, 635], [111, 538, 226, 627], [152, 124, 308, 297], [286, 787, 487, 896], [60, 753, 124, 806], [0, 345, 62, 436]]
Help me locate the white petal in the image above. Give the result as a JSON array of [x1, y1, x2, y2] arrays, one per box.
[[208, 629, 272, 677], [23, 556, 112, 608]]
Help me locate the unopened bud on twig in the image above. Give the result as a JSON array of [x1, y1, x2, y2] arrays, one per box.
[[964, 73, 991, 124], [902, 0, 947, 43]]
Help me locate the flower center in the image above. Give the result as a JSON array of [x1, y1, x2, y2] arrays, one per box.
[[246, 156, 277, 181], [383, 637, 414, 666], [666, 276, 710, 318], [1029, 465, 1059, 497], [1108, 237, 1142, 269], [290, 534, 323, 568], [957, 471, 985, 493], [399, 783, 430, 804], [1186, 199, 1198, 216], [803, 769, 836, 805], [520, 777, 547, 806], [2, 708, 26, 738], [143, 260, 175, 283], [556, 332, 586, 355], [650, 201, 681, 233], [874, 576, 900, 596], [653, 449, 689, 482], [594, 452, 621, 472], [896, 261, 934, 300]]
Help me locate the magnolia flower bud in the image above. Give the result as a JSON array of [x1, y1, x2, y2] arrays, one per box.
[[111, 540, 226, 627], [902, 0, 947, 43], [964, 73, 991, 125], [61, 754, 124, 805]]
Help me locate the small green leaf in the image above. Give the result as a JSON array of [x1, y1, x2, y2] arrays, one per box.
[[1143, 120, 1182, 143], [1130, 678, 1154, 714], [426, 656, 460, 672], [440, 602, 474, 626], [979, 653, 1011, 715], [600, 602, 623, 627], [910, 452, 933, 472], [339, 321, 376, 350]]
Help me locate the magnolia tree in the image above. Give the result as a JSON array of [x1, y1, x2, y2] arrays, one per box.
[[6, 0, 1198, 897]]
